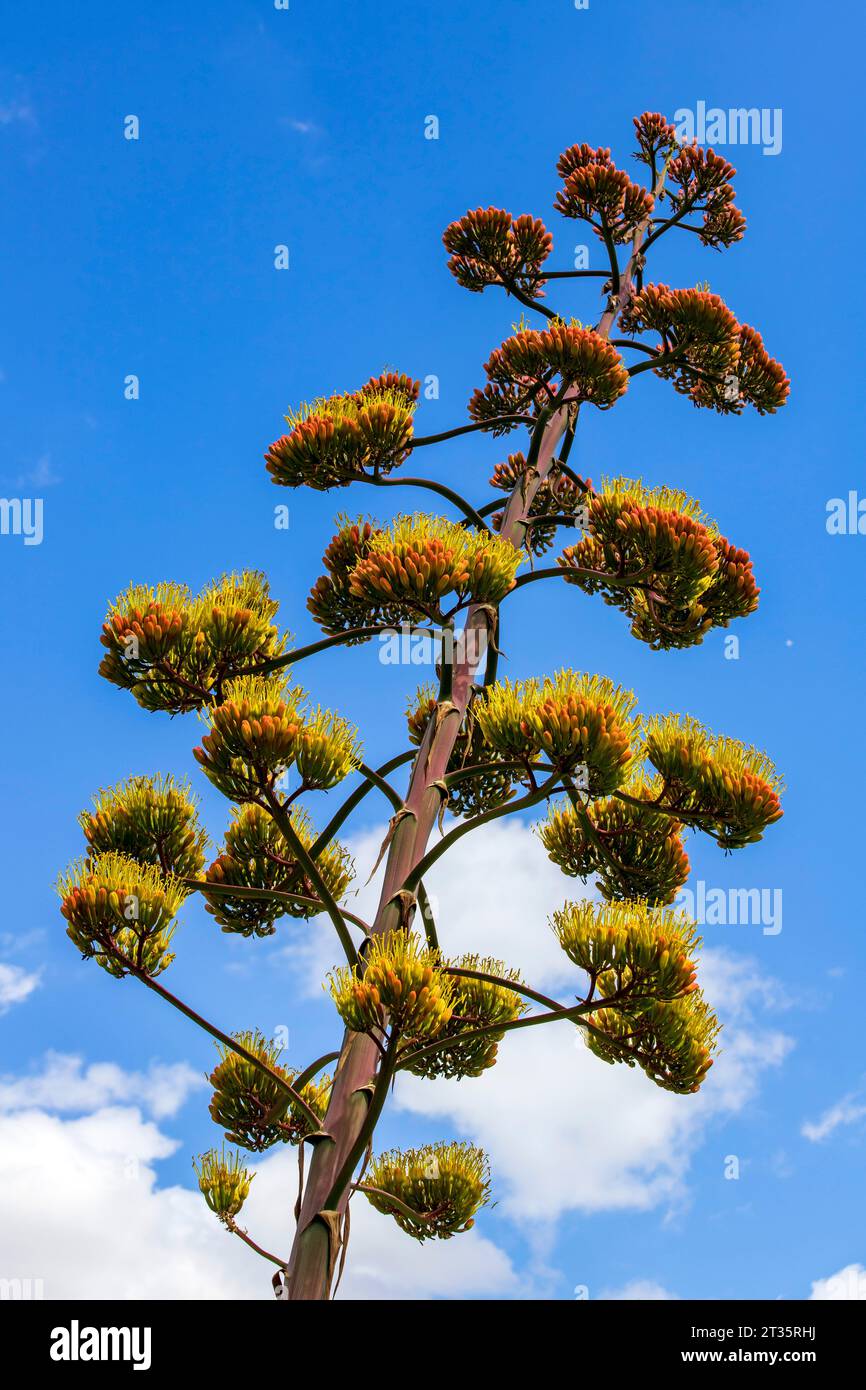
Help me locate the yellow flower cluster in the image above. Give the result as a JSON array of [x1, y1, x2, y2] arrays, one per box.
[[365, 1141, 491, 1241]]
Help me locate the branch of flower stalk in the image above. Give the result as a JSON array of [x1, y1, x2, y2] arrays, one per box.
[[293, 1052, 341, 1095], [441, 757, 555, 789], [262, 789, 359, 967], [350, 1184, 440, 1225], [360, 474, 491, 532], [401, 772, 561, 895], [641, 200, 696, 254], [396, 997, 602, 1072], [509, 562, 655, 592], [323, 1035, 399, 1212], [444, 965, 563, 1014], [416, 879, 440, 952], [612, 786, 725, 833], [540, 269, 611, 281], [125, 964, 324, 1133], [562, 772, 633, 900], [410, 417, 535, 449], [309, 751, 415, 858], [501, 278, 559, 322], [224, 1218, 289, 1270], [182, 878, 372, 936], [611, 338, 662, 356], [600, 219, 621, 297], [627, 346, 690, 379], [239, 626, 393, 677]]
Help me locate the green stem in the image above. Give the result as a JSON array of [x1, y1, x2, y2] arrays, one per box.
[[360, 475, 490, 531], [129, 968, 323, 1133], [262, 790, 359, 966], [182, 878, 370, 935], [310, 752, 413, 856]]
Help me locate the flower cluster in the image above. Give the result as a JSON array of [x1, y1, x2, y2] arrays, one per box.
[[585, 990, 720, 1094], [554, 142, 654, 242], [79, 774, 208, 879], [558, 476, 760, 650], [477, 670, 639, 793], [203, 803, 353, 936], [552, 899, 700, 1002], [667, 144, 746, 248], [194, 1147, 253, 1223], [489, 452, 584, 557], [442, 207, 553, 297], [690, 324, 791, 415], [539, 776, 689, 905], [193, 675, 361, 801], [208, 1031, 330, 1151], [365, 1142, 490, 1241], [328, 932, 455, 1042], [469, 323, 629, 434], [347, 513, 522, 619], [620, 284, 789, 414], [306, 517, 418, 638], [400, 954, 526, 1079], [407, 687, 515, 818], [265, 376, 419, 491], [99, 571, 287, 714], [57, 852, 188, 978], [643, 715, 784, 848], [632, 111, 678, 169]]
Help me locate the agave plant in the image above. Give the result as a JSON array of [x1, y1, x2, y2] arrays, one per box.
[[57, 111, 788, 1301]]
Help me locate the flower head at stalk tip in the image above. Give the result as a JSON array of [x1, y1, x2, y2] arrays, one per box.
[[552, 898, 701, 1002], [328, 932, 455, 1042], [265, 380, 419, 491], [203, 802, 353, 936], [442, 206, 553, 297], [468, 324, 629, 435], [538, 773, 690, 905], [558, 475, 760, 650], [98, 571, 287, 714], [477, 670, 639, 793], [399, 954, 527, 1080], [347, 512, 522, 619], [642, 715, 783, 848], [194, 1146, 254, 1222], [79, 774, 208, 879], [57, 851, 188, 978], [585, 989, 720, 1094], [207, 1030, 330, 1151], [365, 1141, 491, 1241]]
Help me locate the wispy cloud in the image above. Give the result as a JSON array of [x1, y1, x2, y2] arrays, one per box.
[[0, 98, 36, 128], [14, 453, 60, 488], [280, 117, 323, 136], [802, 1089, 866, 1143], [0, 962, 41, 1014]]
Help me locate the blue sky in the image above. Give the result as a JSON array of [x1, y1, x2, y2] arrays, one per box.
[[1, 0, 865, 1300]]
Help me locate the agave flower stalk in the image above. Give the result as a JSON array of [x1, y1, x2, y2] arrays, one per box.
[[58, 111, 789, 1302]]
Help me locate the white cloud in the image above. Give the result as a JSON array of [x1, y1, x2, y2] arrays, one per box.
[[600, 1279, 678, 1300], [0, 1053, 203, 1121], [0, 1079, 517, 1300], [801, 1091, 866, 1143], [0, 962, 41, 1013], [809, 1264, 866, 1300]]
